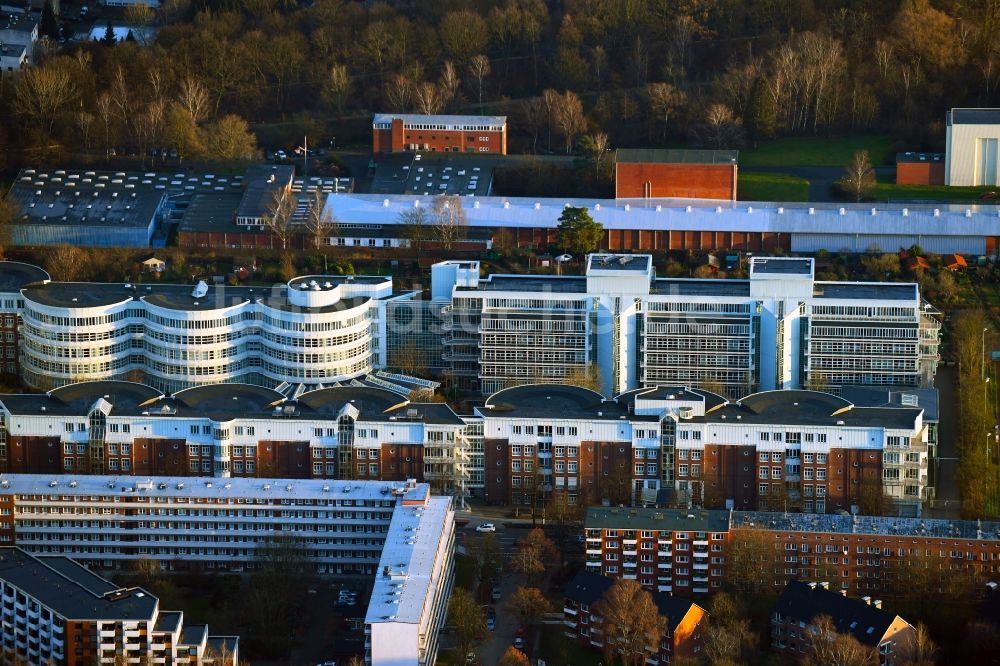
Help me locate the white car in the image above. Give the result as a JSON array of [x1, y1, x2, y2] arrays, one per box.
[[475, 523, 496, 533]]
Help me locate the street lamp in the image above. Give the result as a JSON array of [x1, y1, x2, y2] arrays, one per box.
[[554, 254, 572, 275], [983, 327, 990, 381]]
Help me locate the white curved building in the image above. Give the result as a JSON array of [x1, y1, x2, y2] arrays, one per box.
[[19, 275, 400, 392]]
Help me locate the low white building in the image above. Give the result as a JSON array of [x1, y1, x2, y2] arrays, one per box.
[[945, 108, 1000, 186]]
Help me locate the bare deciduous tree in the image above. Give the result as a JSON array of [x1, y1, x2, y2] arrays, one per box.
[[432, 195, 468, 249], [837, 149, 876, 202], [304, 189, 334, 249], [804, 615, 875, 666], [414, 81, 445, 115], [439, 61, 460, 111], [467, 54, 491, 107], [553, 90, 586, 153], [14, 63, 78, 133], [96, 92, 114, 160], [384, 73, 412, 112], [261, 188, 296, 250], [178, 76, 211, 125], [645, 82, 686, 140], [594, 578, 667, 666], [728, 527, 774, 594], [322, 64, 351, 115], [398, 207, 431, 250]]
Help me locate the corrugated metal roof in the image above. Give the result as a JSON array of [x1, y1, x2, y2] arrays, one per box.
[[373, 113, 506, 127]]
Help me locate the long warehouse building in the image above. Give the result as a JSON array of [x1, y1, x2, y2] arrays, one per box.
[[323, 193, 1000, 255]]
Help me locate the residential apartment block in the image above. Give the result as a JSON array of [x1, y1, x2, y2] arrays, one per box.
[[0, 474, 453, 666], [772, 580, 915, 665], [563, 570, 706, 665], [0, 380, 470, 497], [584, 506, 1000, 598], [477, 383, 932, 515], [432, 255, 940, 398], [372, 113, 507, 155], [0, 547, 238, 666]]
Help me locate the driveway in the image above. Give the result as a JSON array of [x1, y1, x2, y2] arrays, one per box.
[[931, 364, 961, 516]]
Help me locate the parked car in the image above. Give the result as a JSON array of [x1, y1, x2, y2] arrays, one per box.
[[475, 523, 496, 533], [491, 586, 501, 602], [514, 636, 523, 649], [486, 617, 495, 631]]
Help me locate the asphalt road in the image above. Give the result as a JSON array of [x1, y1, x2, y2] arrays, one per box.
[[933, 363, 961, 516], [465, 519, 529, 666]]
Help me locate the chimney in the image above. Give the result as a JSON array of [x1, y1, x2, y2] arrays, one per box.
[[873, 600, 882, 609], [862, 596, 872, 605], [840, 590, 847, 597], [819, 581, 829, 590], [808, 582, 817, 589]]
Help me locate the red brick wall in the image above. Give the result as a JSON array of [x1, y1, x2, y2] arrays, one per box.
[[897, 162, 945, 186], [483, 438, 510, 504], [7, 436, 61, 473], [381, 443, 424, 481], [258, 441, 310, 478], [616, 163, 737, 200], [374, 118, 506, 154]]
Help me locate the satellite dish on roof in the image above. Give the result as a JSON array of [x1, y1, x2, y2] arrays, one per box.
[[191, 280, 208, 298]]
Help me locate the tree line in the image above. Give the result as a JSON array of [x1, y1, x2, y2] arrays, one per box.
[[3, 0, 1000, 167]]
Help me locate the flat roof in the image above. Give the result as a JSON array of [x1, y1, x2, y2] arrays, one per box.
[[838, 386, 939, 422], [369, 152, 499, 197], [651, 278, 751, 297], [474, 275, 588, 294], [750, 257, 814, 276], [814, 282, 917, 301], [366, 496, 453, 626], [0, 11, 38, 33], [21, 275, 390, 311], [587, 254, 652, 272], [896, 152, 943, 164], [707, 390, 922, 430], [0, 473, 430, 504], [949, 108, 1000, 125], [373, 113, 506, 127], [733, 511, 1000, 541], [0, 548, 158, 621], [0, 261, 48, 292], [586, 506, 732, 533], [177, 191, 242, 232], [616, 148, 738, 165], [9, 168, 165, 229]]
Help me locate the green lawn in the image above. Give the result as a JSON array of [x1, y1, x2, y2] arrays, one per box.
[[737, 172, 810, 202], [539, 631, 604, 666], [740, 134, 893, 167], [872, 176, 1000, 203]]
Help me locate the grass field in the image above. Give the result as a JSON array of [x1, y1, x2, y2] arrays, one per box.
[[740, 134, 894, 167], [872, 175, 1000, 203], [737, 172, 810, 202]]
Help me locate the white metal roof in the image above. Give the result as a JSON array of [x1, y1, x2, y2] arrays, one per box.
[[0, 474, 430, 503], [324, 193, 1000, 236]]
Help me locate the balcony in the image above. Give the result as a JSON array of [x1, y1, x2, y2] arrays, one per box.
[[657, 549, 671, 557], [563, 607, 577, 616], [693, 539, 708, 547], [694, 576, 709, 583], [586, 549, 602, 555], [657, 585, 672, 593], [693, 587, 709, 594], [658, 562, 672, 569], [694, 563, 708, 571], [623, 561, 637, 569], [564, 619, 577, 628], [622, 573, 637, 580], [623, 549, 637, 556], [585, 561, 600, 568]]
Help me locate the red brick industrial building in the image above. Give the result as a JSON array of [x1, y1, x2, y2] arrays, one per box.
[[372, 114, 507, 155], [896, 152, 945, 185], [615, 149, 738, 200]]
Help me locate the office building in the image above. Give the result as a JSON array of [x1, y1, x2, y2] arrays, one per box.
[[584, 506, 1000, 597], [434, 255, 940, 399], [946, 108, 1000, 186], [772, 580, 914, 664], [16, 272, 405, 393], [0, 547, 238, 666], [615, 148, 738, 200], [563, 570, 706, 665], [372, 114, 507, 155], [0, 261, 49, 377]]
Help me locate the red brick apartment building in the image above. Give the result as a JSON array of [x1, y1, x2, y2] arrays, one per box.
[[585, 507, 1000, 598], [372, 113, 507, 155], [772, 581, 915, 665], [615, 148, 738, 200], [563, 570, 706, 665]]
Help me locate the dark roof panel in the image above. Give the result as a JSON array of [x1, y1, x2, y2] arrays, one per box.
[[616, 148, 739, 165], [775, 581, 905, 646], [949, 108, 1000, 125], [564, 570, 703, 628]]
